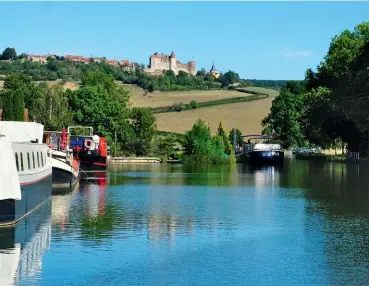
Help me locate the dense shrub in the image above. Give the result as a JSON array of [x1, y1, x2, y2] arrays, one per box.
[[190, 100, 198, 109]]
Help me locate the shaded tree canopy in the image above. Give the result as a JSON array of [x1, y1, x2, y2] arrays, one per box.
[[1, 47, 17, 60]]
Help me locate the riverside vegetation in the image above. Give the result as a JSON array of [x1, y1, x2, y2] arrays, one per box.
[[0, 71, 243, 164], [0, 47, 286, 164], [262, 21, 369, 156]]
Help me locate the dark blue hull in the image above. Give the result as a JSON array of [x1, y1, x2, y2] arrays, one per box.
[[0, 175, 52, 226], [0, 199, 52, 249], [249, 150, 284, 165]]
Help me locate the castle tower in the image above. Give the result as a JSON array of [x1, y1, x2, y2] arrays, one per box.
[[169, 51, 176, 74], [188, 61, 196, 75]]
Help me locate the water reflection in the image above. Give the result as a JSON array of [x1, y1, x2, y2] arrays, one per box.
[[0, 200, 51, 286], [11, 161, 369, 285]]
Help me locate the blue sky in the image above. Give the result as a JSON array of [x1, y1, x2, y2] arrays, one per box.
[[1, 1, 369, 80]]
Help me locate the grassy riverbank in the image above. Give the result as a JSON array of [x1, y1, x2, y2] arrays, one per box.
[[295, 153, 348, 162]]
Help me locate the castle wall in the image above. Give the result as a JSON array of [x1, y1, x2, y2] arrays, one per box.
[[146, 53, 197, 76], [150, 57, 169, 70]]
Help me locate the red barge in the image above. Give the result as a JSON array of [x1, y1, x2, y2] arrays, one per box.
[[67, 126, 109, 174]]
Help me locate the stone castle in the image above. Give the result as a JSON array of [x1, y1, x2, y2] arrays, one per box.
[[144, 51, 196, 76]]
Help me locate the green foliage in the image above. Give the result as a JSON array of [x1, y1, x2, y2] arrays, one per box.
[[12, 89, 25, 121], [3, 74, 42, 119], [262, 22, 369, 154], [151, 135, 176, 160], [229, 128, 243, 147], [183, 119, 233, 164], [153, 93, 268, 114], [1, 47, 17, 60], [262, 81, 307, 148], [126, 107, 157, 156], [130, 107, 156, 140], [2, 91, 14, 121], [32, 84, 74, 130], [246, 79, 290, 90], [68, 72, 131, 148], [190, 100, 198, 109], [217, 121, 233, 155], [219, 70, 240, 87], [303, 22, 369, 153]]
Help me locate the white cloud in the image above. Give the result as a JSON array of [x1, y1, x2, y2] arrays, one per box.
[[281, 48, 315, 58]]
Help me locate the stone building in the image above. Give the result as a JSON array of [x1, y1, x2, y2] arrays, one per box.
[[144, 51, 196, 76], [25, 54, 55, 64], [207, 62, 221, 79]]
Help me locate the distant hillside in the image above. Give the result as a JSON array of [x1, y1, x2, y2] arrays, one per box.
[[246, 79, 305, 90]]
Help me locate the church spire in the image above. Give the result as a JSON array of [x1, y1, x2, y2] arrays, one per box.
[[211, 61, 215, 71]]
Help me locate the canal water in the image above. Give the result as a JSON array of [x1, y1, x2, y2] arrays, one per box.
[[2, 159, 369, 285]]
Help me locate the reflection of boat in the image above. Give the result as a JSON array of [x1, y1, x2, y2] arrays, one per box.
[[79, 177, 107, 218], [237, 135, 284, 165], [0, 122, 52, 226], [68, 126, 108, 174], [51, 185, 77, 228], [44, 129, 80, 189], [0, 199, 51, 285]]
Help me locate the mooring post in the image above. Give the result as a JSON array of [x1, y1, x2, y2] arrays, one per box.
[[233, 117, 237, 151]]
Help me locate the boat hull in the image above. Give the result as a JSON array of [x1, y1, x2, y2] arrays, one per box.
[[52, 166, 79, 189], [0, 174, 52, 226], [79, 155, 108, 173], [249, 150, 284, 165]]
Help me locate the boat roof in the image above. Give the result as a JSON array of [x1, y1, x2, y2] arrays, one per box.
[[241, 134, 274, 139], [44, 131, 71, 135], [0, 121, 44, 143]]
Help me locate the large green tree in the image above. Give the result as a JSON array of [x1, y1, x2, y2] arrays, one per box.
[[183, 119, 230, 164], [1, 47, 17, 60], [68, 72, 131, 151], [262, 81, 307, 148], [32, 84, 74, 130], [304, 22, 369, 153], [125, 107, 157, 156]]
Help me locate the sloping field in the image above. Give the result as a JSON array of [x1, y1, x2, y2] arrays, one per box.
[[126, 86, 252, 108], [243, 86, 279, 97], [155, 96, 273, 135]]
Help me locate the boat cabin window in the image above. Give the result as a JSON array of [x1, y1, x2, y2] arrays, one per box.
[[32, 152, 35, 169], [37, 152, 40, 168], [41, 152, 44, 167], [27, 153, 31, 170], [15, 153, 19, 172], [20, 153, 24, 172]]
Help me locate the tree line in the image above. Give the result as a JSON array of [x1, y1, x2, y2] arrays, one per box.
[[0, 72, 158, 156], [0, 48, 245, 92], [262, 22, 369, 155], [0, 71, 243, 163]]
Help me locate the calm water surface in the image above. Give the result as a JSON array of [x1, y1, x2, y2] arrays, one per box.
[[2, 160, 369, 285]]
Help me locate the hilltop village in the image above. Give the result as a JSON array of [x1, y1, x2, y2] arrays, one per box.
[[5, 51, 221, 78]]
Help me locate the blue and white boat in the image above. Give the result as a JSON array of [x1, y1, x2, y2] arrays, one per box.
[[0, 122, 52, 226], [237, 135, 284, 165]]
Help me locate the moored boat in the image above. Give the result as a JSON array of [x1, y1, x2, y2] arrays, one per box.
[[0, 199, 51, 285], [43, 129, 80, 189], [237, 135, 284, 165], [0, 122, 52, 226], [68, 126, 109, 174]]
